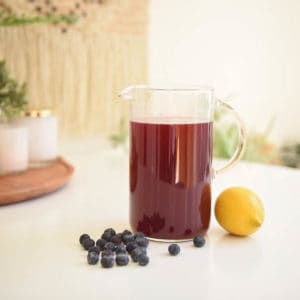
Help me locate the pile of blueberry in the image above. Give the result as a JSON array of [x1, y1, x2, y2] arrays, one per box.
[[80, 228, 150, 268], [79, 228, 206, 269]]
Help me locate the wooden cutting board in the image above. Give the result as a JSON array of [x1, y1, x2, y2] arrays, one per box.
[[0, 157, 74, 205]]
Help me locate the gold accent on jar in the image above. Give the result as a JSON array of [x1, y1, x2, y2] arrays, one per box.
[[21, 110, 53, 118]]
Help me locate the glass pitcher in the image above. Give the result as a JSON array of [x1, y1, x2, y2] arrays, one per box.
[[119, 85, 246, 241]]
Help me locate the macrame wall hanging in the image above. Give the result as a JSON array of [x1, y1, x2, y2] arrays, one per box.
[[0, 0, 148, 136]]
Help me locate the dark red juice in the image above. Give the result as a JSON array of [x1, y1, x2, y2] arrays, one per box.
[[130, 119, 213, 240]]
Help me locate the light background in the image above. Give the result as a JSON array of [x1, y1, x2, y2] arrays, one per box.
[[149, 0, 300, 144]]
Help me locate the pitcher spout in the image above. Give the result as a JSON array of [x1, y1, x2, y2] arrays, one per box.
[[118, 86, 136, 100], [119, 85, 149, 100]]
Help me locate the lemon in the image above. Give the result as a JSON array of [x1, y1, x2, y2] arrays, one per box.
[[215, 187, 264, 236]]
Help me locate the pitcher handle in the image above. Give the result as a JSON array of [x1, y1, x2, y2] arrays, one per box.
[[213, 99, 247, 177]]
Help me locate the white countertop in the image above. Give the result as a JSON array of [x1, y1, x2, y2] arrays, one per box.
[[1, 138, 300, 300]]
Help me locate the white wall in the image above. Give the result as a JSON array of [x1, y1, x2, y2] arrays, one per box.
[[149, 0, 300, 144]]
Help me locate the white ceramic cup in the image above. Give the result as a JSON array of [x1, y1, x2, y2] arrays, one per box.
[[14, 110, 57, 164], [0, 125, 28, 175]]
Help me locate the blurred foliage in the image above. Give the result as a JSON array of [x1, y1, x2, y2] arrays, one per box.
[[0, 1, 77, 28], [109, 118, 128, 149], [213, 107, 278, 164], [0, 60, 28, 122], [0, 15, 78, 26], [280, 144, 300, 168]]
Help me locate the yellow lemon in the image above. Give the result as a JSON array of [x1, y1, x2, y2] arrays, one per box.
[[215, 187, 264, 236]]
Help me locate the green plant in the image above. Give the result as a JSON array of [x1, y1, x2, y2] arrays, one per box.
[[213, 107, 277, 164], [0, 15, 78, 26], [213, 108, 239, 159], [109, 118, 128, 148], [0, 60, 28, 122], [0, 1, 78, 28], [280, 143, 300, 168]]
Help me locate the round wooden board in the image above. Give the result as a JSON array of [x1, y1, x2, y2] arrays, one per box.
[[0, 157, 74, 205]]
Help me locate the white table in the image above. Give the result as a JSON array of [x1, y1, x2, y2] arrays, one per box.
[[1, 138, 300, 300]]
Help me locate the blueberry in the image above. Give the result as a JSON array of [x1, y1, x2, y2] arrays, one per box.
[[134, 232, 145, 239], [138, 254, 149, 266], [168, 244, 180, 256], [101, 232, 113, 242], [79, 233, 90, 245], [193, 236, 206, 248], [101, 255, 114, 268], [104, 228, 116, 236], [126, 242, 137, 254], [87, 252, 99, 265], [121, 229, 132, 237], [139, 247, 147, 255], [122, 234, 135, 244], [116, 233, 123, 239], [101, 250, 114, 257], [131, 247, 143, 262], [135, 237, 149, 248], [96, 238, 106, 251], [104, 242, 116, 252], [115, 245, 127, 255], [116, 254, 129, 266], [82, 238, 95, 250], [111, 235, 122, 245], [88, 246, 100, 254]]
